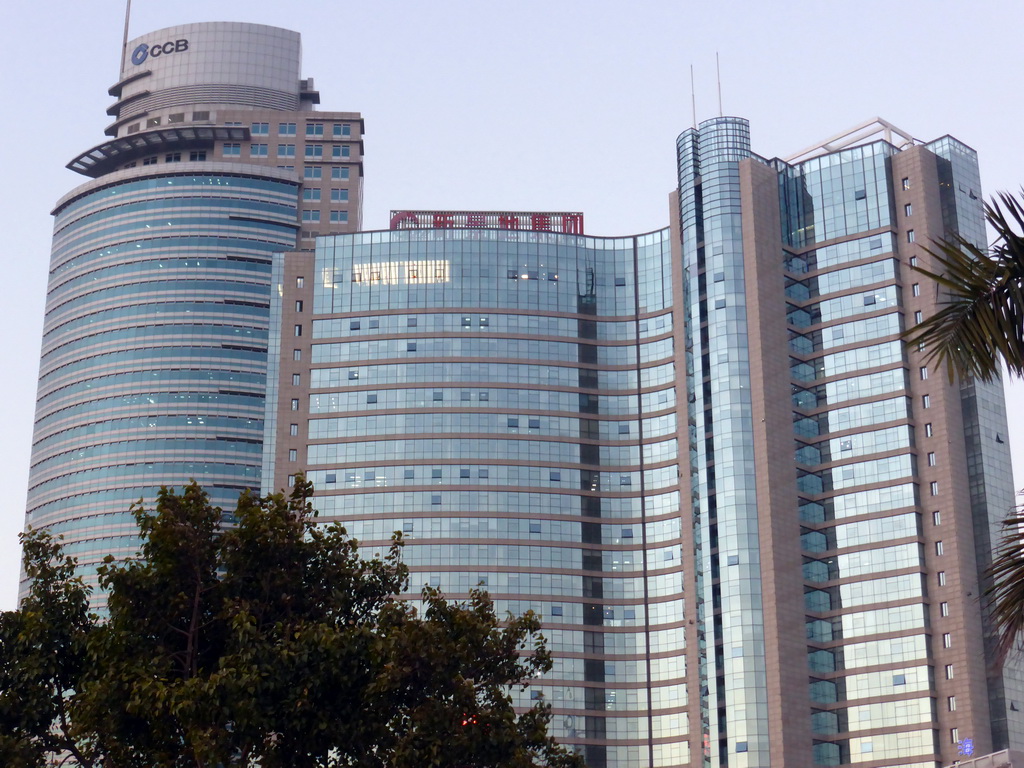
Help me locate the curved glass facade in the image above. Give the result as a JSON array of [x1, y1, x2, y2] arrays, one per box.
[[269, 227, 689, 767], [30, 47, 1024, 764], [27, 170, 300, 592], [26, 21, 364, 606]]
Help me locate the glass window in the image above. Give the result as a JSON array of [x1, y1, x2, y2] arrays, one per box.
[[291, 373, 300, 386], [290, 399, 299, 411], [305, 145, 324, 158], [306, 123, 324, 136], [303, 188, 321, 201], [912, 283, 920, 296], [927, 452, 936, 466], [330, 211, 348, 223], [907, 230, 916, 243], [279, 122, 296, 135], [250, 144, 268, 157], [288, 449, 297, 461], [941, 601, 949, 616], [904, 203, 912, 216], [331, 166, 350, 180], [902, 177, 911, 190], [289, 424, 298, 436], [331, 188, 349, 202], [293, 349, 301, 361], [294, 324, 302, 337], [936, 541, 944, 555], [938, 571, 946, 586], [304, 167, 322, 179], [931, 481, 939, 496]]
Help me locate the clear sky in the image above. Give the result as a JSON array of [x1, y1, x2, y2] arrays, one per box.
[[2, 0, 1023, 609]]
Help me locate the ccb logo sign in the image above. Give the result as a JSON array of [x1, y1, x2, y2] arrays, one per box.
[[131, 39, 189, 66]]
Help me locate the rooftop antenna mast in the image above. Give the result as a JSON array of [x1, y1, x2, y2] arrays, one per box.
[[120, 0, 133, 72], [716, 52, 723, 117], [690, 65, 697, 129]]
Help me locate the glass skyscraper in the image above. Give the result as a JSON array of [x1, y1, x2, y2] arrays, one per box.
[[266, 120, 1024, 767], [23, 17, 1024, 768], [25, 22, 363, 601]]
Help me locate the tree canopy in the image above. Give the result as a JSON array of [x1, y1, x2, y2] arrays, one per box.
[[0, 479, 583, 768]]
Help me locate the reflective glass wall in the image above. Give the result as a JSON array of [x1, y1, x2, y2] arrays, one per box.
[[27, 171, 299, 599], [272, 227, 689, 768], [677, 117, 770, 767]]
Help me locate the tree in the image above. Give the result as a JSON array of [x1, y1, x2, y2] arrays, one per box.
[[906, 191, 1024, 382], [0, 480, 583, 768], [0, 529, 92, 766], [905, 191, 1024, 665]]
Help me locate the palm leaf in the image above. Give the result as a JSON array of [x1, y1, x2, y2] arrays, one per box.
[[904, 191, 1024, 382], [985, 510, 1024, 664]]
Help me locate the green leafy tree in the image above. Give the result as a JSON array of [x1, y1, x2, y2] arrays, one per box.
[[0, 529, 92, 767], [905, 191, 1024, 664], [1, 479, 582, 768]]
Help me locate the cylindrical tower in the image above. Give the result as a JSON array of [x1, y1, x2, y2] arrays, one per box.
[[25, 22, 364, 601], [28, 166, 299, 588]]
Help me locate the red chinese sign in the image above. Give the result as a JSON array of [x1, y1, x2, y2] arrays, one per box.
[[389, 210, 585, 234]]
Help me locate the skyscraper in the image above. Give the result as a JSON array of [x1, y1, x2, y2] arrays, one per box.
[[23, 17, 1024, 767], [267, 118, 1023, 767], [25, 22, 363, 600]]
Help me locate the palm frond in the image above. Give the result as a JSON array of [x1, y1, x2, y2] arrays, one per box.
[[985, 509, 1024, 665], [904, 191, 1024, 382]]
